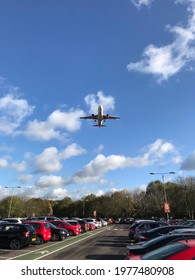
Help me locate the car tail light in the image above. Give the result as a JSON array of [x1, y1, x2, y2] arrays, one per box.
[[22, 231, 30, 237], [130, 229, 135, 233]]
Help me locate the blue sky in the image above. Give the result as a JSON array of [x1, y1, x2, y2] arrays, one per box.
[[0, 0, 195, 201]]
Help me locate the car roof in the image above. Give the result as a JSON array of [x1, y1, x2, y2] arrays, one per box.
[[24, 220, 48, 224]]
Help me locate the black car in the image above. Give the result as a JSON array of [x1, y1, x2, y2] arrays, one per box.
[[48, 222, 69, 241], [133, 224, 191, 243], [0, 223, 37, 249], [74, 218, 90, 233], [126, 233, 195, 259], [128, 220, 168, 242]]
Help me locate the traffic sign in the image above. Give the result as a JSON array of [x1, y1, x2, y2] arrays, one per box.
[[164, 202, 170, 213]]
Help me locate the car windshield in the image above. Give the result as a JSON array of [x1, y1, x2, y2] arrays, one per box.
[[48, 223, 57, 229], [140, 235, 169, 247], [142, 242, 188, 260], [67, 221, 79, 225], [143, 225, 169, 233]]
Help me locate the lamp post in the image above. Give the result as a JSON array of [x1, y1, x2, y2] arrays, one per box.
[[5, 186, 21, 218], [150, 172, 175, 221]]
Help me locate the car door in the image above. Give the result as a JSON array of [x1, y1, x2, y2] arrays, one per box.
[[0, 224, 7, 246], [0, 224, 14, 247]]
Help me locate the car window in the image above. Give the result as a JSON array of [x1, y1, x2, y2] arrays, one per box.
[[0, 225, 4, 231], [4, 225, 20, 232], [44, 223, 50, 229], [25, 225, 34, 231], [29, 223, 40, 229]]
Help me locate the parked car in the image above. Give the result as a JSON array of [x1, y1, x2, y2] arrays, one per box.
[[48, 222, 69, 241], [97, 217, 108, 226], [126, 233, 195, 259], [168, 219, 184, 225], [2, 218, 23, 224], [65, 220, 82, 233], [130, 239, 195, 260], [133, 224, 191, 243], [128, 220, 168, 242], [50, 220, 81, 236], [23, 221, 51, 244], [182, 220, 195, 226], [74, 218, 90, 233], [0, 223, 37, 249], [36, 216, 60, 221], [87, 222, 95, 231], [83, 218, 102, 228]]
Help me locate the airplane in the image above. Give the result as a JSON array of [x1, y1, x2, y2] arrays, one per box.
[[80, 105, 120, 127]]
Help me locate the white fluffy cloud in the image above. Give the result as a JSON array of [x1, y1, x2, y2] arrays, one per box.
[[127, 0, 195, 81], [68, 139, 178, 185], [26, 108, 85, 141], [0, 93, 34, 135], [35, 175, 65, 188], [33, 144, 86, 174], [84, 91, 115, 114]]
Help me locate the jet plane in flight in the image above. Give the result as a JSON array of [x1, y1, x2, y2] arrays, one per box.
[[80, 105, 120, 127]]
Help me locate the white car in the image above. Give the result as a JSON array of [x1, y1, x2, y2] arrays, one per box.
[[2, 218, 23, 224], [83, 218, 101, 228]]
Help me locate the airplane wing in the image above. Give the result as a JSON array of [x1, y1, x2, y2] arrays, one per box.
[[80, 115, 98, 120], [103, 115, 120, 120]]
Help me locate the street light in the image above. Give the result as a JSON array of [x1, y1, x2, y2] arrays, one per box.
[[5, 186, 21, 218], [150, 172, 176, 221]]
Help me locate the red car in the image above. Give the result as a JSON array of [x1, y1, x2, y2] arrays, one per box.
[[50, 220, 81, 236], [130, 239, 195, 260], [23, 221, 51, 244]]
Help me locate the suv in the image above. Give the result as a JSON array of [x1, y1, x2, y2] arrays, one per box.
[[23, 221, 51, 244], [128, 220, 168, 242], [0, 223, 37, 249]]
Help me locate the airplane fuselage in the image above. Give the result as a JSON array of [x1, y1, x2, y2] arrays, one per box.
[[97, 105, 104, 126]]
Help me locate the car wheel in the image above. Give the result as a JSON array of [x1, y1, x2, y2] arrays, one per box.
[[81, 228, 85, 233], [68, 230, 74, 236], [51, 233, 60, 241], [10, 238, 21, 250], [36, 236, 44, 245]]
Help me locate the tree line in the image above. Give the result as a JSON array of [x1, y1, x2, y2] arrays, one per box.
[[1, 176, 195, 220]]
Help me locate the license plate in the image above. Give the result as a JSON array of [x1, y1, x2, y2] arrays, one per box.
[[32, 238, 36, 241]]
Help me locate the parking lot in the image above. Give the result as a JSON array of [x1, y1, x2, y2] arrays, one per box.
[[0, 224, 129, 260]]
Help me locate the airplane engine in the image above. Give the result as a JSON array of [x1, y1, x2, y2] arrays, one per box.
[[106, 114, 109, 118]]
